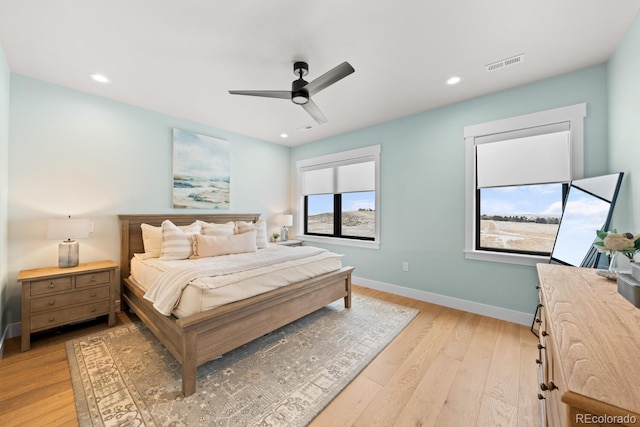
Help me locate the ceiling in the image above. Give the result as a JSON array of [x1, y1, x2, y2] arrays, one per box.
[[1, 1, 639, 147]]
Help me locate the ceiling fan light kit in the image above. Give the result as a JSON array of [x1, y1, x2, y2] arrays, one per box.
[[229, 61, 355, 125]]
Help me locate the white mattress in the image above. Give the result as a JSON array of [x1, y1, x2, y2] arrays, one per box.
[[130, 244, 343, 318]]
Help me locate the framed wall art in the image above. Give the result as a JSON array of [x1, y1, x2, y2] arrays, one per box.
[[172, 128, 230, 209]]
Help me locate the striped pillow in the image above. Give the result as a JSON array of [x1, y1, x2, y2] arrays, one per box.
[[197, 220, 236, 236], [159, 220, 200, 260], [236, 219, 268, 249]]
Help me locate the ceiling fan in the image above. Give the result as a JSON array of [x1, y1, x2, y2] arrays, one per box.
[[228, 61, 355, 125]]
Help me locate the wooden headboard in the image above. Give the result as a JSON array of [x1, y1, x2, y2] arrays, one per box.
[[118, 213, 261, 281]]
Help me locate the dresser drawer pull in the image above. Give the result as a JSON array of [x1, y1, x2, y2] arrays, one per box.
[[90, 275, 96, 282], [541, 330, 548, 337], [540, 382, 557, 391], [91, 308, 97, 312], [48, 301, 55, 306], [49, 317, 55, 322], [91, 292, 97, 297], [48, 282, 55, 289]]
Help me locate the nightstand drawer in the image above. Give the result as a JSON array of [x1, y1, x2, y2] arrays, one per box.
[[30, 301, 110, 332], [30, 277, 72, 296], [31, 285, 110, 313], [76, 271, 111, 288]]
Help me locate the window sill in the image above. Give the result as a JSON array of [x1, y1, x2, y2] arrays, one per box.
[[464, 250, 548, 266], [299, 235, 380, 249]]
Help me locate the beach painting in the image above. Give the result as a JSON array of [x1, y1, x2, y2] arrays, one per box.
[[172, 128, 230, 209]]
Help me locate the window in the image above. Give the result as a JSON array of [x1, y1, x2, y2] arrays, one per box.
[[478, 183, 566, 255], [297, 145, 380, 249], [464, 103, 586, 265]]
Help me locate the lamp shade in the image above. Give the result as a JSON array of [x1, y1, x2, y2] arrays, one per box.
[[278, 214, 293, 227], [47, 218, 90, 240]]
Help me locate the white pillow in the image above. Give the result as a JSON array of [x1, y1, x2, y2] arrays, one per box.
[[197, 221, 236, 236], [192, 231, 257, 258], [236, 220, 268, 249], [141, 223, 162, 258], [159, 220, 201, 260]]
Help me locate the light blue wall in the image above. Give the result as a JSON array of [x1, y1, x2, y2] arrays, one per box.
[[5, 75, 290, 325], [292, 65, 609, 315], [608, 11, 640, 233], [0, 43, 9, 345]]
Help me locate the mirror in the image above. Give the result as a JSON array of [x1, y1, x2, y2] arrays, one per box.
[[549, 172, 624, 267]]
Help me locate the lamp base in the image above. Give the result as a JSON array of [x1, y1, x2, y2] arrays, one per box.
[[58, 240, 79, 268], [281, 226, 289, 241]]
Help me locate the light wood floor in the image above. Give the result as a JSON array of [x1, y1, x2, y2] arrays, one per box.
[[0, 285, 541, 427]]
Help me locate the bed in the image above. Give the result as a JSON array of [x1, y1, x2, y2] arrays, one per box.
[[119, 213, 354, 396]]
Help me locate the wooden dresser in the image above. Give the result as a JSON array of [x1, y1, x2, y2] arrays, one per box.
[[19, 260, 117, 351], [536, 264, 640, 426]]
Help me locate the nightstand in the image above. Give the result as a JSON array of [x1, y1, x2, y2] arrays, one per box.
[[19, 260, 117, 351], [275, 240, 303, 247]]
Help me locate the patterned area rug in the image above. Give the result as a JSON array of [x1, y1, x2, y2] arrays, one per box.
[[66, 294, 418, 426]]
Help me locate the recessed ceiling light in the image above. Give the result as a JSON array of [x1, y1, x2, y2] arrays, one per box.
[[280, 133, 288, 138], [89, 73, 111, 84], [445, 75, 463, 85]]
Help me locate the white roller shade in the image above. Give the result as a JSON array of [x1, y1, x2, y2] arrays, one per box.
[[476, 131, 571, 188], [336, 161, 375, 193], [303, 168, 334, 195]]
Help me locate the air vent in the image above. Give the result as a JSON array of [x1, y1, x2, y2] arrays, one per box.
[[485, 54, 524, 72]]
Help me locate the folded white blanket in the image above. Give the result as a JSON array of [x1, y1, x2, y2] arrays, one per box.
[[144, 246, 329, 315]]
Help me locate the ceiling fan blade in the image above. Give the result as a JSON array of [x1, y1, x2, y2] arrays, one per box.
[[301, 99, 328, 125], [305, 62, 355, 96], [228, 90, 291, 100]]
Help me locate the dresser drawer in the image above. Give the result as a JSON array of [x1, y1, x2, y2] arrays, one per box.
[[31, 285, 110, 313], [76, 270, 111, 288], [30, 277, 72, 296], [30, 301, 110, 332]]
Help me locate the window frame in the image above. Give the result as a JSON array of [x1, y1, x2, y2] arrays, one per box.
[[297, 145, 381, 249], [464, 103, 586, 266]]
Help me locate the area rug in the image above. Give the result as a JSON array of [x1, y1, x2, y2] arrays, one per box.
[[66, 294, 418, 427]]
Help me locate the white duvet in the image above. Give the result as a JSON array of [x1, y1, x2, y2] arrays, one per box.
[[142, 245, 341, 315]]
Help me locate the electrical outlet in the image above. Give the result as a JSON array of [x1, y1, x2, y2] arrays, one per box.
[[402, 261, 409, 272]]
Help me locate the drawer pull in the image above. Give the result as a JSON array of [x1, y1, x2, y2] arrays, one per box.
[[540, 382, 557, 391], [48, 301, 55, 306], [48, 282, 55, 289], [535, 318, 542, 324], [541, 331, 548, 337], [91, 292, 97, 297], [91, 308, 97, 312], [91, 275, 96, 282], [48, 317, 55, 322], [537, 343, 545, 350]]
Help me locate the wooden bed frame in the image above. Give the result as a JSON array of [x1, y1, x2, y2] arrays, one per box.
[[119, 213, 353, 396]]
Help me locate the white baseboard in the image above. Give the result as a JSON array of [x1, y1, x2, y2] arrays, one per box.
[[0, 322, 21, 359], [353, 275, 534, 326]]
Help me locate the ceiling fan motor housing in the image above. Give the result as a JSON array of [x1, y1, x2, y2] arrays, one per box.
[[291, 78, 309, 104]]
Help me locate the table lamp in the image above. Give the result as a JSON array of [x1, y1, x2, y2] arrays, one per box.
[[277, 214, 293, 241], [47, 216, 90, 268]]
